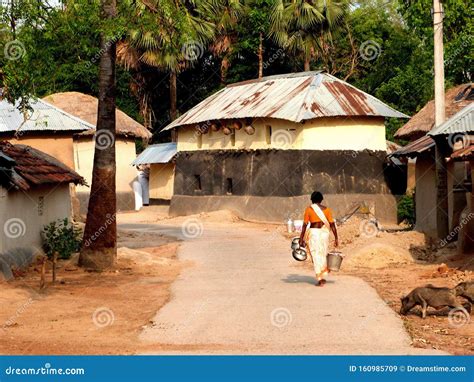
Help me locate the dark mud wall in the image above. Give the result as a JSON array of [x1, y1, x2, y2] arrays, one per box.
[[174, 149, 397, 198]]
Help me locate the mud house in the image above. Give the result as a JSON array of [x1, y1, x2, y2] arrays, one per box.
[[0, 142, 84, 263], [0, 98, 93, 169], [391, 84, 473, 238], [131, 142, 177, 202], [162, 71, 409, 222], [42, 92, 152, 213]]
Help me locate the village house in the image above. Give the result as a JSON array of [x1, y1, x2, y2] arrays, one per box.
[[162, 71, 409, 223], [131, 142, 177, 202], [0, 98, 93, 169], [43, 92, 152, 213], [0, 142, 84, 261], [391, 84, 473, 238]]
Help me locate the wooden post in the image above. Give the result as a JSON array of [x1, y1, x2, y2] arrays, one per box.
[[40, 256, 46, 289], [435, 137, 450, 239], [52, 251, 58, 283]]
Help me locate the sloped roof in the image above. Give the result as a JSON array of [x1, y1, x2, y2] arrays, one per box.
[[131, 142, 177, 165], [163, 71, 408, 130], [395, 84, 473, 140], [429, 103, 474, 136], [0, 98, 94, 134], [43, 92, 152, 139], [389, 135, 435, 158], [0, 142, 85, 191]]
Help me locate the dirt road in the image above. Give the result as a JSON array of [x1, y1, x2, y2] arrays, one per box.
[[134, 215, 445, 354]]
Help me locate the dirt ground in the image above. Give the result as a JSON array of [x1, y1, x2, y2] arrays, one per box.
[[0, 232, 182, 355], [1, 208, 472, 355], [319, 215, 474, 355]]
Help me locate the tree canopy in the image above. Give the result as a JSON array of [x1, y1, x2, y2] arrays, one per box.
[[1, 0, 472, 143]]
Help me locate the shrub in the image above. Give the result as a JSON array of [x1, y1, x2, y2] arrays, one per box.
[[398, 192, 415, 227], [41, 218, 82, 260]]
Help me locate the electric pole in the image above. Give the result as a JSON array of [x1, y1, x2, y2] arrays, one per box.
[[433, 0, 449, 240]]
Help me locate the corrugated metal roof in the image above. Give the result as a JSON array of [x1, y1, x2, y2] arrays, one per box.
[[389, 135, 435, 158], [163, 71, 409, 130], [0, 142, 85, 191], [429, 103, 474, 136], [450, 144, 474, 161], [0, 98, 94, 134], [131, 142, 177, 165]]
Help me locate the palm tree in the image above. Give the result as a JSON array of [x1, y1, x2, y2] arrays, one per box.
[[79, 0, 117, 270], [208, 0, 245, 84], [118, 0, 215, 139], [270, 0, 349, 71]]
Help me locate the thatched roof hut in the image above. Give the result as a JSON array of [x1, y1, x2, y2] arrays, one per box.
[[394, 84, 473, 140], [43, 92, 151, 140]]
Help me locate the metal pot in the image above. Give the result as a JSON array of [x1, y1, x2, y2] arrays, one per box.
[[291, 237, 300, 250], [292, 247, 307, 262]]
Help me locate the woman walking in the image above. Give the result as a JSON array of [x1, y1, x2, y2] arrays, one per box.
[[299, 191, 338, 286]]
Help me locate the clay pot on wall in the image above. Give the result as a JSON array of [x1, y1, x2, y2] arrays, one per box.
[[232, 120, 242, 130], [210, 122, 221, 132], [222, 125, 232, 135], [244, 124, 255, 135]]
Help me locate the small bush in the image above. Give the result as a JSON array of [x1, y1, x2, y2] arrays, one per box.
[[42, 218, 82, 260], [398, 192, 415, 227]]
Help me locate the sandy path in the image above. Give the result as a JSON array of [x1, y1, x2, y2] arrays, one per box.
[[130, 217, 445, 354]]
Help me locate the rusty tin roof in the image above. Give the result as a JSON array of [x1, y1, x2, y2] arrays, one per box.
[[163, 71, 409, 130], [0, 142, 85, 191], [389, 135, 435, 158]]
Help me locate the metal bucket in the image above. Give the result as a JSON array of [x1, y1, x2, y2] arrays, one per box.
[[327, 251, 343, 271]]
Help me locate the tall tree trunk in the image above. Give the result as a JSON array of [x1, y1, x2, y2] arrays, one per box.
[[304, 56, 310, 71], [258, 32, 263, 79], [79, 0, 117, 270], [220, 56, 229, 85], [170, 70, 177, 142]]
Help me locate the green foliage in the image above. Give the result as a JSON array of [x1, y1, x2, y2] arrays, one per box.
[[0, 0, 471, 143], [41, 218, 82, 260], [397, 192, 415, 227]]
